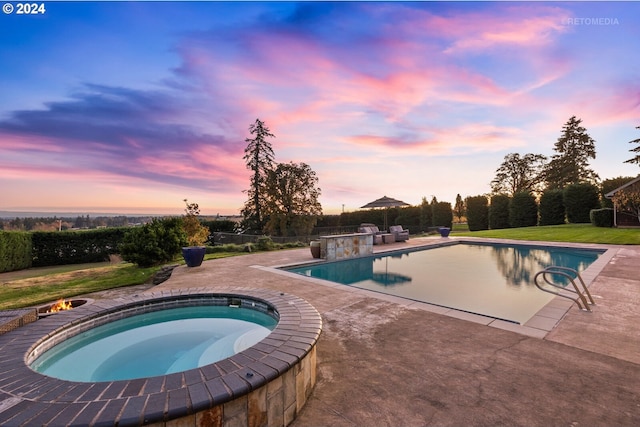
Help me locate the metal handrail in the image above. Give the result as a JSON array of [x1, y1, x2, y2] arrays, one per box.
[[533, 266, 595, 311]]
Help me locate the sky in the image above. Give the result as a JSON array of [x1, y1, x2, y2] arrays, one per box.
[[1, 1, 639, 216]]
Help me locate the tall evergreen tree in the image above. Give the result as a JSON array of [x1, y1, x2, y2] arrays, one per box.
[[624, 126, 640, 166], [453, 194, 465, 223], [544, 116, 598, 189], [241, 119, 275, 232]]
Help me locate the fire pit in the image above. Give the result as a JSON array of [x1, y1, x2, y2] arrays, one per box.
[[37, 298, 93, 318]]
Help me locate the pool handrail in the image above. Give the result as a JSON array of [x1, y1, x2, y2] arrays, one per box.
[[533, 266, 595, 311]]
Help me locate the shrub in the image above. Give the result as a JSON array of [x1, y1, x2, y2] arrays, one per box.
[[432, 202, 453, 228], [489, 195, 510, 229], [539, 189, 565, 225], [119, 218, 186, 267], [590, 208, 614, 227], [0, 231, 32, 272], [564, 183, 601, 223], [509, 192, 538, 228], [256, 236, 275, 251], [465, 195, 489, 231]]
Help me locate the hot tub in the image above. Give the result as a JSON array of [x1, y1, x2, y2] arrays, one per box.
[[0, 288, 322, 427]]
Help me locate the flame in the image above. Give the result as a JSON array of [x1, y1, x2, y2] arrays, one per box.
[[48, 299, 73, 313]]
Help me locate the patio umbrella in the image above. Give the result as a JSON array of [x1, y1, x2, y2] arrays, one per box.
[[360, 196, 410, 231]]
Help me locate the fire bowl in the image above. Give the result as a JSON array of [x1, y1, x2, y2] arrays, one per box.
[[37, 298, 93, 318]]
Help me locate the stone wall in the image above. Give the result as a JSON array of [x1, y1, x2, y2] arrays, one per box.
[[319, 233, 373, 261], [153, 346, 317, 427]]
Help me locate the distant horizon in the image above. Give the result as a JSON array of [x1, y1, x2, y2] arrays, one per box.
[[1, 2, 638, 215], [0, 209, 243, 219]]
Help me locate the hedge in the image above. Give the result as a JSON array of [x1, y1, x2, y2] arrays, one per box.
[[31, 228, 127, 267], [465, 195, 489, 231], [489, 194, 510, 229], [539, 189, 565, 226], [432, 202, 453, 229], [509, 192, 538, 228], [563, 183, 601, 224], [590, 208, 614, 227], [0, 231, 32, 272]]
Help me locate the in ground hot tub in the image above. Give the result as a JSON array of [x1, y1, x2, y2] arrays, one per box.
[[0, 288, 322, 427]]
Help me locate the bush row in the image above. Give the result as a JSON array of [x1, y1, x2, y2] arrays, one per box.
[[318, 201, 452, 235], [465, 183, 604, 231], [31, 228, 128, 267]]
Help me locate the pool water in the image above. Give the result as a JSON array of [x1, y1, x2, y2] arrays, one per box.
[[287, 242, 602, 324], [31, 306, 277, 382]]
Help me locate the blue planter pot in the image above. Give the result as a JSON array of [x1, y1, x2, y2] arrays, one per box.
[[438, 227, 451, 238], [182, 246, 206, 267]]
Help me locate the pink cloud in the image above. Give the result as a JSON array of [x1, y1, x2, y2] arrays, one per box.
[[346, 122, 524, 155]]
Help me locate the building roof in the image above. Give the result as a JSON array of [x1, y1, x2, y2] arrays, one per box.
[[604, 175, 640, 198]]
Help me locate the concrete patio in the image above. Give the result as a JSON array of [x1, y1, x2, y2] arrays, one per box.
[[152, 237, 640, 426]]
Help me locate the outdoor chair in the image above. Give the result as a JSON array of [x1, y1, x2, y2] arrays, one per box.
[[358, 223, 385, 245], [389, 225, 409, 242]]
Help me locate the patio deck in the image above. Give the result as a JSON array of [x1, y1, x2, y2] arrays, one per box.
[[152, 236, 640, 426]]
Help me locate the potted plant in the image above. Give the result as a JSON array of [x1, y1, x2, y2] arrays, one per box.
[[181, 199, 210, 267]]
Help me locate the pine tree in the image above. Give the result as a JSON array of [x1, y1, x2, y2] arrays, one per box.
[[453, 194, 465, 223], [624, 126, 640, 166], [544, 116, 598, 190], [241, 119, 275, 232]]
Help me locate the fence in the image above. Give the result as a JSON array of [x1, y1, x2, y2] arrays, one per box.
[[211, 225, 360, 246]]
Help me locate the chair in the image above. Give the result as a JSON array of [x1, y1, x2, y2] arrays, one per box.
[[358, 223, 385, 245], [389, 225, 409, 242]]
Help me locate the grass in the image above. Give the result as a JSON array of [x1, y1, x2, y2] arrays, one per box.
[[0, 263, 158, 310], [0, 251, 245, 310], [454, 223, 640, 245]]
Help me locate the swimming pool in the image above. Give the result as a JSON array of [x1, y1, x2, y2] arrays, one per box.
[[286, 242, 603, 324]]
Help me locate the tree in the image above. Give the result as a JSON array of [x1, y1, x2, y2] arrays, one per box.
[[490, 153, 547, 196], [241, 119, 276, 232], [453, 194, 465, 223], [601, 176, 636, 208], [611, 180, 640, 223], [263, 162, 323, 236], [624, 126, 640, 166], [544, 116, 598, 189]]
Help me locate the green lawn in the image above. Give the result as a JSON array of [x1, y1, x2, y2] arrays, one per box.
[[0, 252, 243, 310], [454, 223, 640, 245]]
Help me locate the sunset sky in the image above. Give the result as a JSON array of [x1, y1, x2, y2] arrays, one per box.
[[1, 1, 639, 216]]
